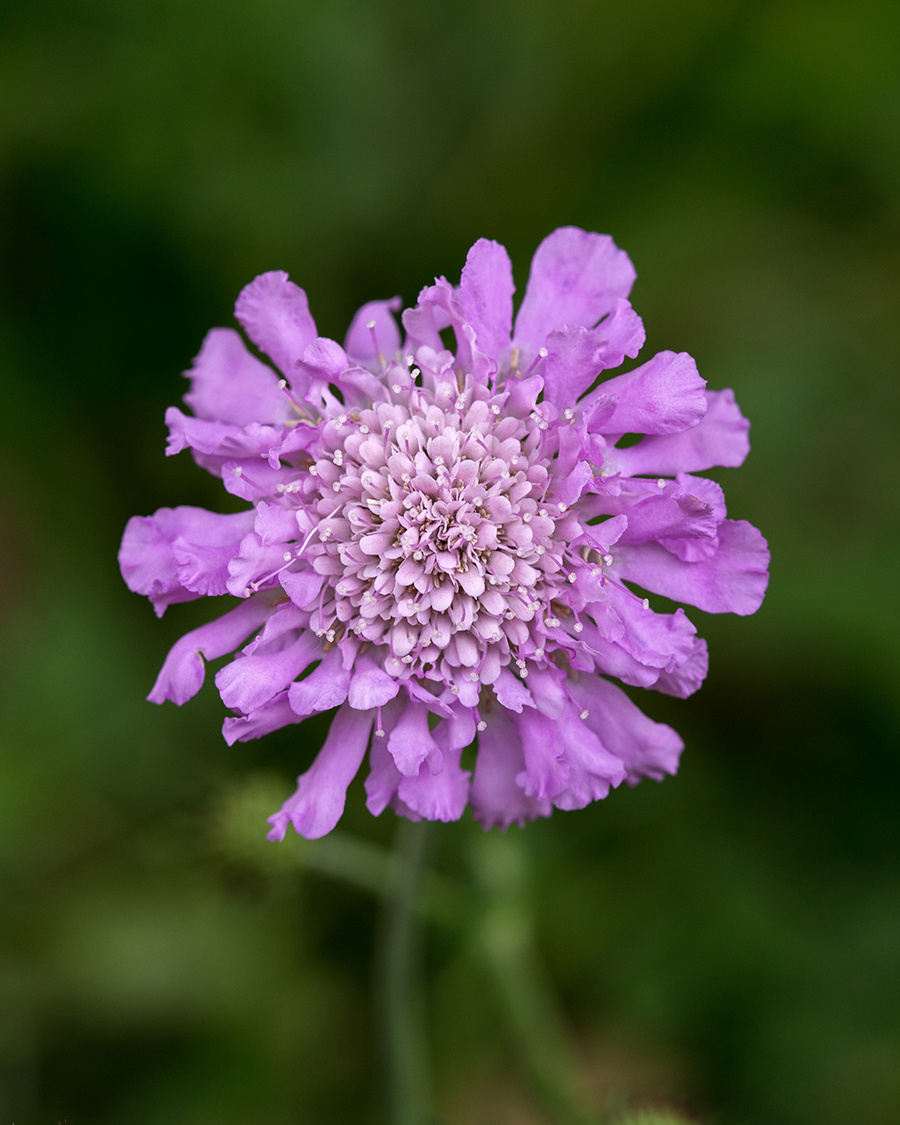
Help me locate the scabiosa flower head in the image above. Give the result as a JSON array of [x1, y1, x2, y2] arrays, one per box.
[[120, 229, 769, 838]]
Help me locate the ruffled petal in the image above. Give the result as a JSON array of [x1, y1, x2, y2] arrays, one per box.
[[654, 637, 709, 698], [513, 708, 569, 800], [615, 519, 770, 615], [147, 596, 276, 705], [568, 674, 684, 784], [266, 703, 373, 840], [183, 328, 292, 426], [610, 388, 750, 476], [222, 689, 302, 745], [551, 703, 626, 810], [458, 238, 514, 360], [584, 351, 707, 436], [397, 739, 470, 822], [541, 300, 644, 407], [288, 647, 351, 717], [514, 227, 636, 353], [234, 271, 317, 381], [215, 629, 320, 714], [617, 493, 718, 546], [470, 706, 552, 829], [386, 698, 441, 777]]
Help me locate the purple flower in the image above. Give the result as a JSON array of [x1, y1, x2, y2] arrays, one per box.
[[120, 229, 769, 838]]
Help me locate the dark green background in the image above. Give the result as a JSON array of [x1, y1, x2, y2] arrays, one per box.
[[1, 0, 899, 1121]]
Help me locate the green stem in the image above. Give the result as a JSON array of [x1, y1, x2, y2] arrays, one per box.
[[378, 819, 431, 1125]]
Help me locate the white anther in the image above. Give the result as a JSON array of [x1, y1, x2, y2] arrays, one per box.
[[491, 404, 500, 414], [366, 320, 376, 329], [413, 550, 424, 561], [534, 648, 544, 659], [505, 610, 515, 620], [563, 408, 574, 420], [282, 552, 293, 562], [360, 425, 370, 434], [523, 512, 532, 522], [536, 545, 545, 555], [450, 684, 460, 694], [476, 720, 487, 732], [657, 478, 666, 488], [309, 465, 318, 476], [233, 466, 243, 476], [580, 709, 589, 720], [384, 419, 393, 429], [469, 672, 479, 681], [402, 655, 414, 663], [326, 630, 335, 643], [278, 378, 287, 389], [642, 598, 650, 610], [336, 584, 347, 595], [406, 355, 415, 366], [592, 567, 602, 576], [539, 509, 548, 518], [333, 482, 341, 492], [558, 502, 568, 512], [375, 728, 385, 738], [568, 573, 576, 583], [574, 622, 584, 633], [392, 384, 402, 393], [434, 456, 444, 466], [603, 554, 613, 566], [411, 368, 421, 378], [501, 470, 510, 479], [539, 347, 548, 358]]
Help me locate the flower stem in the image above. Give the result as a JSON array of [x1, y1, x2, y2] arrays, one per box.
[[379, 818, 432, 1125]]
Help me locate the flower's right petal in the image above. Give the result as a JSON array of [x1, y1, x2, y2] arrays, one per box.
[[610, 389, 750, 476], [344, 297, 402, 368], [654, 637, 709, 698], [514, 227, 636, 352], [542, 300, 644, 408], [234, 271, 318, 382], [459, 238, 515, 360], [615, 519, 770, 616], [470, 707, 552, 829], [584, 351, 707, 436], [266, 703, 373, 840], [183, 328, 292, 426], [147, 596, 275, 705], [568, 674, 684, 784]]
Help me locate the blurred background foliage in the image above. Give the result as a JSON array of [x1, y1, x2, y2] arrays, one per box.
[[0, 0, 899, 1121]]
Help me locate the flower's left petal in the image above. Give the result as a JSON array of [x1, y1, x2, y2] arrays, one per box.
[[266, 703, 373, 840], [459, 238, 514, 359], [345, 297, 403, 368], [513, 227, 636, 353], [147, 596, 275, 705], [615, 519, 770, 615], [585, 351, 707, 436], [216, 629, 320, 714], [568, 674, 684, 784], [183, 328, 292, 426], [234, 271, 317, 382], [165, 408, 287, 463], [470, 707, 552, 830], [222, 690, 301, 745], [288, 647, 351, 717]]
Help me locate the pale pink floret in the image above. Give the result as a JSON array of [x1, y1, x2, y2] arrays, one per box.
[[120, 228, 769, 838]]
